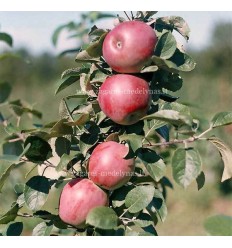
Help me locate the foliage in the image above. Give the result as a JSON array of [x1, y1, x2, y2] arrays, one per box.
[[0, 11, 232, 236]]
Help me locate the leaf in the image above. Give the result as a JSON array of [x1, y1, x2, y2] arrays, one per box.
[[86, 32, 107, 58], [24, 176, 50, 212], [6, 222, 23, 236], [24, 136, 52, 163], [159, 93, 179, 103], [79, 132, 98, 156], [172, 148, 202, 188], [208, 137, 232, 182], [142, 110, 192, 127], [105, 132, 120, 142], [155, 31, 177, 59], [138, 149, 166, 182], [156, 16, 190, 40], [0, 203, 20, 224], [111, 185, 134, 208], [204, 215, 232, 236], [3, 140, 23, 156], [156, 125, 169, 141], [0, 32, 13, 46], [161, 73, 183, 92], [86, 207, 119, 230], [75, 50, 101, 64], [196, 171, 205, 191], [152, 49, 196, 73], [211, 112, 232, 128], [32, 222, 53, 236], [50, 119, 73, 137], [0, 82, 12, 103], [147, 190, 167, 222], [140, 65, 158, 73], [125, 186, 155, 213], [52, 21, 76, 46], [133, 213, 153, 227], [56, 153, 73, 172], [55, 137, 71, 157], [0, 163, 17, 192], [55, 67, 89, 95], [119, 134, 143, 153]]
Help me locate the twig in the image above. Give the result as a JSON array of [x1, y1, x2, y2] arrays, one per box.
[[130, 11, 134, 20], [124, 11, 131, 21]]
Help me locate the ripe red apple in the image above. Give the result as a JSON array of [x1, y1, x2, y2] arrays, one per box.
[[103, 20, 157, 73], [98, 74, 150, 125], [59, 178, 108, 226], [88, 141, 135, 190]]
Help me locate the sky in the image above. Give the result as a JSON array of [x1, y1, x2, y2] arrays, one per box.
[[0, 11, 232, 55]]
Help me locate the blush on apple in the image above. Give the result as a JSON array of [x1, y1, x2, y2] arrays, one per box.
[[98, 74, 150, 125], [103, 20, 157, 73], [88, 141, 135, 190], [59, 178, 108, 226]]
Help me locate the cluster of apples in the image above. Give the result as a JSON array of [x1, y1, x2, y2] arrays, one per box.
[[59, 20, 158, 227]]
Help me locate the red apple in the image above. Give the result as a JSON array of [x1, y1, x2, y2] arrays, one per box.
[[59, 178, 108, 226], [103, 20, 157, 73], [98, 74, 150, 125], [88, 141, 135, 190]]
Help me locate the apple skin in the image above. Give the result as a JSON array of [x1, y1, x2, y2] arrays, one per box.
[[88, 141, 135, 190], [59, 178, 108, 227], [98, 74, 150, 125], [103, 20, 157, 73]]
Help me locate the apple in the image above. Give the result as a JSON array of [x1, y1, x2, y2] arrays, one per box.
[[98, 74, 150, 125], [103, 20, 157, 73], [88, 141, 135, 190], [59, 178, 108, 226]]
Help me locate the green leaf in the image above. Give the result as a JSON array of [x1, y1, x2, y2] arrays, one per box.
[[75, 50, 101, 64], [140, 65, 158, 73], [86, 32, 107, 58], [50, 119, 73, 137], [204, 215, 232, 236], [0, 163, 17, 192], [24, 136, 52, 163], [0, 82, 12, 103], [172, 148, 202, 188], [119, 134, 143, 153], [208, 137, 232, 182], [56, 153, 73, 172], [125, 186, 155, 213], [133, 213, 154, 227], [79, 132, 98, 156], [0, 154, 20, 163], [211, 112, 232, 128], [55, 137, 71, 157], [6, 222, 23, 236], [24, 176, 50, 212], [138, 149, 166, 182], [162, 102, 191, 115], [55, 69, 88, 95], [3, 140, 23, 156], [86, 206, 119, 230], [147, 190, 167, 222], [156, 16, 190, 40], [155, 31, 177, 59], [52, 22, 76, 46], [160, 73, 183, 92], [0, 203, 20, 224], [142, 110, 192, 127], [152, 49, 196, 73], [32, 222, 53, 236], [0, 32, 13, 46], [196, 171, 205, 191], [111, 185, 134, 208]]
